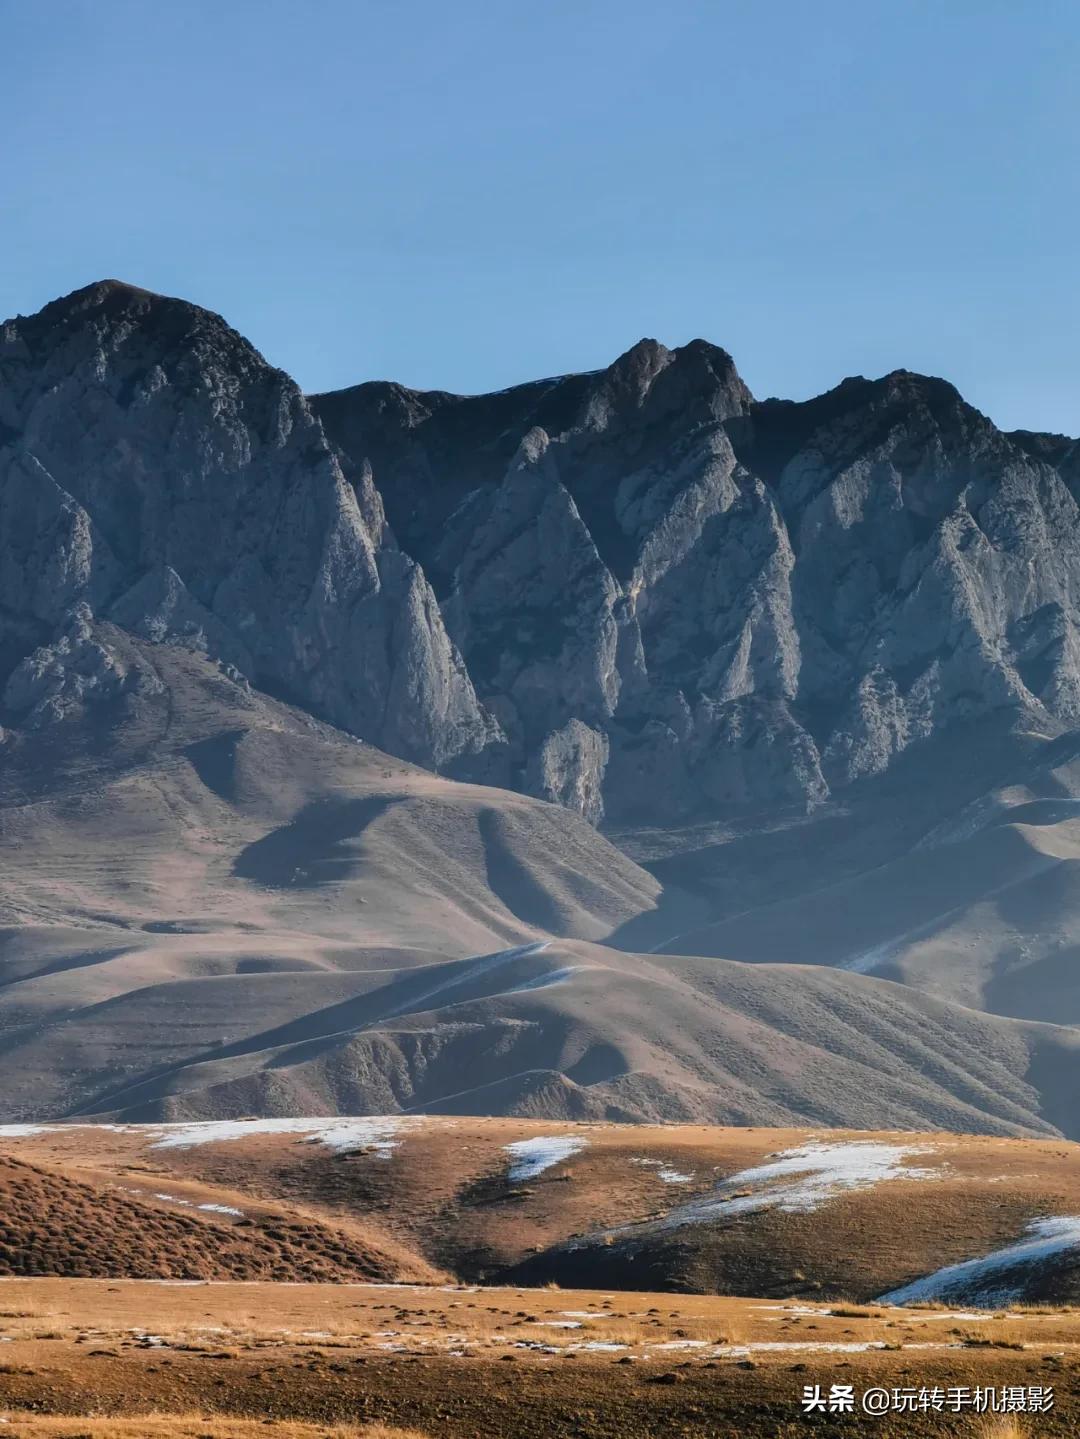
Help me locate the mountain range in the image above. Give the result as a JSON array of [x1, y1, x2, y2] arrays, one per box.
[[2, 278, 1080, 1131]]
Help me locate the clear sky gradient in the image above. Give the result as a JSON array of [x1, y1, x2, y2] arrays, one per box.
[[4, 0, 1078, 432]]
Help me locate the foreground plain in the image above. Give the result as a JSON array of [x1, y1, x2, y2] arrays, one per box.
[[0, 1278, 1076, 1436]]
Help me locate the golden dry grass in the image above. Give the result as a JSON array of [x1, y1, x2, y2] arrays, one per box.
[[0, 1156, 436, 1286], [954, 1319, 1030, 1350], [6, 1276, 1080, 1365], [971, 1418, 1028, 1439], [0, 1279, 1077, 1437]]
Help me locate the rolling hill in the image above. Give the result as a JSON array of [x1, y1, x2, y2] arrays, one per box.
[[4, 1116, 1080, 1307], [3, 277, 1080, 1141]]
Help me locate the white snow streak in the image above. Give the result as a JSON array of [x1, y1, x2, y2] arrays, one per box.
[[381, 942, 551, 1018], [722, 1341, 888, 1355], [709, 1142, 940, 1215], [507, 966, 585, 994], [152, 1192, 245, 1217], [629, 1156, 693, 1184], [606, 1140, 940, 1238], [657, 1168, 693, 1184], [879, 1216, 1080, 1307], [0, 1116, 416, 1157]]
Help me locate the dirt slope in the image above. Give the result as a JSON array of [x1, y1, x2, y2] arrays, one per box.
[[3, 644, 1077, 1135], [649, 723, 1080, 1029]]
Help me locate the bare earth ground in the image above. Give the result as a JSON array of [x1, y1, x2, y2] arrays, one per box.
[[0, 1278, 1077, 1437]]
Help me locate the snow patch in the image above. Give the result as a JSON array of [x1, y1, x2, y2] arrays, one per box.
[[629, 1156, 693, 1183], [879, 1216, 1080, 1307], [752, 1304, 834, 1315], [0, 1116, 422, 1159], [658, 1168, 693, 1184], [150, 1191, 244, 1217], [0, 1116, 422, 1162], [721, 1341, 888, 1355], [505, 1135, 587, 1180], [149, 1117, 407, 1156], [614, 1141, 940, 1234]]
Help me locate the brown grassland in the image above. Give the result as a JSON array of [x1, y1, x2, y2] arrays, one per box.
[[0, 1278, 1078, 1437], [4, 1121, 1080, 1433], [4, 1119, 1080, 1303]]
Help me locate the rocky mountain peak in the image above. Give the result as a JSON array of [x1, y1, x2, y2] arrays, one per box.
[[33, 277, 163, 318], [0, 280, 495, 770], [577, 336, 752, 438], [12, 278, 214, 355], [317, 320, 1080, 819], [593, 336, 673, 400], [3, 280, 1079, 824]]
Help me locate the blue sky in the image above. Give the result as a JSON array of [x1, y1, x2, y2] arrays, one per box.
[[4, 0, 1078, 432]]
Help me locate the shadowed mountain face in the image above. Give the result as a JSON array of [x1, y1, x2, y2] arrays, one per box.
[[3, 279, 1080, 1129], [314, 346, 1080, 825], [0, 280, 495, 771], [7, 279, 1079, 827], [1, 637, 1075, 1133]]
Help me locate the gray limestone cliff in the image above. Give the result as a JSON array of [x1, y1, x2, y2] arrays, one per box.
[[3, 279, 1078, 824], [315, 346, 1080, 821], [0, 281, 495, 768]]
